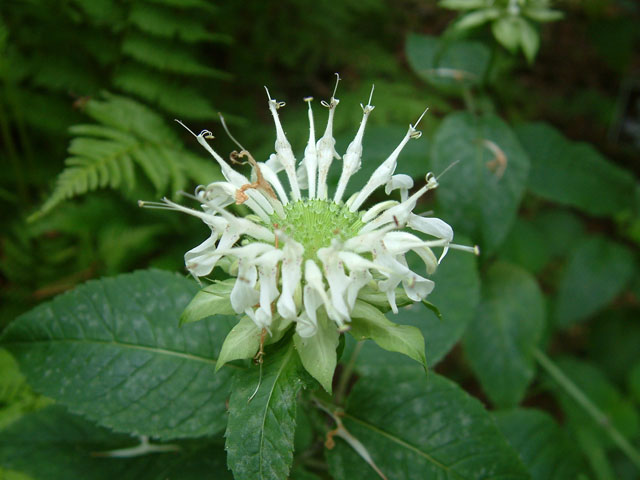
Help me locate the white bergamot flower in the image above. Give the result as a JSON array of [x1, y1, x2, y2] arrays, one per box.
[[142, 80, 477, 341]]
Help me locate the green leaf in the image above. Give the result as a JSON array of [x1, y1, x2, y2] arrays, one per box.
[[519, 18, 540, 63], [431, 112, 530, 252], [0, 468, 32, 480], [217, 316, 293, 372], [0, 270, 236, 440], [225, 342, 304, 480], [530, 209, 585, 260], [406, 33, 491, 90], [439, 0, 489, 10], [0, 406, 231, 480], [464, 262, 545, 407], [628, 361, 640, 404], [492, 16, 521, 53], [515, 122, 636, 217], [524, 7, 564, 22], [294, 313, 339, 393], [452, 9, 501, 31], [494, 408, 587, 479], [0, 349, 52, 431], [326, 366, 529, 479], [217, 317, 262, 371], [500, 218, 552, 274], [354, 242, 480, 369], [180, 279, 236, 325], [350, 300, 426, 369], [554, 236, 635, 327]]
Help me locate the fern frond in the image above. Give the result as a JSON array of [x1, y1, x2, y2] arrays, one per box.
[[121, 32, 230, 79], [113, 63, 219, 119], [69, 0, 126, 28], [128, 3, 231, 43], [30, 93, 223, 220], [143, 0, 218, 13]]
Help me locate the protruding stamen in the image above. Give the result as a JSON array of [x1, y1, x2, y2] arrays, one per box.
[[436, 160, 460, 181], [218, 113, 246, 151], [449, 243, 480, 255], [331, 72, 341, 99]]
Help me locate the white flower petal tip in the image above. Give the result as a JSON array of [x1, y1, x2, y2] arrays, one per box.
[[142, 82, 476, 334]]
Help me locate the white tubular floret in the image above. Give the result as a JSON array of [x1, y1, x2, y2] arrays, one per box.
[[316, 75, 341, 200], [304, 259, 341, 327], [348, 128, 413, 212], [255, 249, 284, 323], [230, 259, 259, 313], [359, 172, 439, 234], [265, 88, 302, 201], [385, 174, 414, 202], [334, 85, 375, 204], [349, 108, 427, 212], [276, 237, 304, 320], [301, 97, 318, 199], [257, 161, 289, 206], [317, 244, 351, 326], [407, 214, 454, 262]]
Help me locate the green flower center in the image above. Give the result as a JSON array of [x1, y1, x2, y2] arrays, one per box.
[[270, 200, 363, 260]]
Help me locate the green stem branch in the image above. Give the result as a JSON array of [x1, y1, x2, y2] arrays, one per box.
[[335, 340, 364, 405], [533, 348, 640, 470]]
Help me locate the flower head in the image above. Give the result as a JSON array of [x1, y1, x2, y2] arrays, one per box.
[[142, 80, 477, 340]]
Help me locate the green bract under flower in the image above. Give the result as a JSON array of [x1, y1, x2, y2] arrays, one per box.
[[142, 79, 478, 388]]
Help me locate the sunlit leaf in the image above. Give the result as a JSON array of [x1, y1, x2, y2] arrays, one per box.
[[1, 270, 236, 439], [225, 342, 305, 480]]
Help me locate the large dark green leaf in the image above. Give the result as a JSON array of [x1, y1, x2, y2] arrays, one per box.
[[554, 236, 635, 327], [499, 218, 553, 274], [431, 112, 530, 253], [494, 408, 587, 479], [225, 341, 305, 480], [464, 262, 545, 407], [1, 270, 237, 440], [515, 122, 636, 217], [0, 406, 231, 480], [326, 366, 528, 479]]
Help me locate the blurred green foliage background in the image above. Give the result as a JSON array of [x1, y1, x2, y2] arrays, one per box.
[[1, 0, 639, 478]]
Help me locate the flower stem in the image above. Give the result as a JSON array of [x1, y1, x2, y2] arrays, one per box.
[[335, 340, 364, 405], [533, 347, 640, 470]]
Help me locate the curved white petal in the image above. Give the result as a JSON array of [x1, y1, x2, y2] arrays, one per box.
[[230, 260, 258, 313], [317, 246, 351, 325], [276, 239, 304, 320], [295, 312, 318, 338]]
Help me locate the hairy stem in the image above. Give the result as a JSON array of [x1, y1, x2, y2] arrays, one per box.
[[533, 348, 640, 470], [335, 340, 364, 405]]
